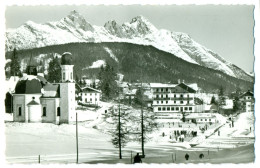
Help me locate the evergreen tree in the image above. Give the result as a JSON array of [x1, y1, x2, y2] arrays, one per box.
[[134, 87, 144, 106], [98, 63, 117, 99], [218, 86, 226, 106], [109, 105, 129, 159], [210, 96, 217, 105], [233, 87, 242, 112], [10, 48, 21, 76], [47, 55, 61, 83]]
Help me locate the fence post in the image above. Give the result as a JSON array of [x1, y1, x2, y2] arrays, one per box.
[[38, 155, 40, 164], [175, 153, 176, 162]]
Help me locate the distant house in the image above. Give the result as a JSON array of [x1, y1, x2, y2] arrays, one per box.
[[185, 113, 217, 124], [239, 90, 254, 112], [78, 87, 101, 106], [204, 104, 218, 113]]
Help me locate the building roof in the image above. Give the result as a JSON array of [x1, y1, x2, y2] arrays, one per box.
[[150, 82, 197, 93], [150, 83, 177, 88], [186, 113, 216, 119], [61, 52, 73, 65], [14, 75, 48, 94], [240, 90, 254, 97], [42, 84, 60, 97], [81, 86, 101, 93], [27, 99, 40, 105]]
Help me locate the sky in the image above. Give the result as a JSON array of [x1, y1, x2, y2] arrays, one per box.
[[5, 4, 255, 72]]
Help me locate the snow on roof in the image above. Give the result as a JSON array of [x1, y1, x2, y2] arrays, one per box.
[[150, 83, 177, 88], [81, 86, 101, 93], [42, 84, 60, 97], [150, 82, 197, 90], [186, 113, 216, 119]]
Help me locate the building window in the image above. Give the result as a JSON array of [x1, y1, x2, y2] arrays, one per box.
[[174, 101, 176, 104], [158, 107, 161, 111], [171, 107, 174, 111], [176, 107, 179, 111], [162, 107, 166, 111], [90, 98, 92, 102], [180, 94, 183, 98], [85, 98, 88, 102], [57, 107, 61, 116], [161, 88, 163, 92], [174, 94, 176, 98], [167, 107, 170, 111], [166, 101, 168, 104], [205, 119, 207, 121], [187, 101, 190, 104], [180, 101, 183, 104], [184, 107, 188, 111], [63, 72, 65, 81], [18, 107, 22, 116], [90, 93, 92, 96], [156, 88, 159, 92], [161, 101, 163, 104], [161, 94, 163, 98], [189, 107, 192, 111], [156, 95, 159, 98], [209, 119, 211, 121], [166, 88, 168, 92], [43, 107, 46, 116], [201, 119, 203, 121]]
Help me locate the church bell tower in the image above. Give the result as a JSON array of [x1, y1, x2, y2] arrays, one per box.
[[59, 52, 75, 124]]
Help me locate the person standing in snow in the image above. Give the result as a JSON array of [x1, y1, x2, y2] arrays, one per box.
[[133, 153, 142, 164], [185, 153, 189, 161]]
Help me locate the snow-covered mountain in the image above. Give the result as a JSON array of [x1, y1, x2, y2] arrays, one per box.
[[5, 10, 253, 82]]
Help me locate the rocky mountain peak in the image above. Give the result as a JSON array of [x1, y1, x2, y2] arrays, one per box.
[[64, 10, 94, 32]]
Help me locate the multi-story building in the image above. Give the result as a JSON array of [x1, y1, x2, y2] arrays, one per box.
[[239, 90, 254, 112], [78, 87, 101, 106], [150, 82, 197, 121]]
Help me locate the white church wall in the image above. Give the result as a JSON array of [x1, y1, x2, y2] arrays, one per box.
[[41, 98, 60, 123], [59, 83, 76, 123], [13, 95, 25, 122], [28, 104, 42, 122]]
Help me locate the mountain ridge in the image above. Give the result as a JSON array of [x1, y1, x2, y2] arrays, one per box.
[[5, 10, 253, 82]]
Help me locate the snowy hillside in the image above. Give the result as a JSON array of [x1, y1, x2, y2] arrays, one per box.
[[5, 10, 252, 82]]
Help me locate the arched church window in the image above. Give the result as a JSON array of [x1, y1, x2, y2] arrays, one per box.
[[63, 72, 65, 81], [18, 107, 22, 116], [57, 107, 60, 116], [43, 107, 46, 116]]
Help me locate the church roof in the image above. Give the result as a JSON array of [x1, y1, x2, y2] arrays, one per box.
[[42, 84, 60, 97], [27, 99, 40, 105], [61, 52, 73, 65], [14, 75, 48, 94]]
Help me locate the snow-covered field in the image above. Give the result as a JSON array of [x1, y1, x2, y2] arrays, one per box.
[[4, 101, 255, 164]]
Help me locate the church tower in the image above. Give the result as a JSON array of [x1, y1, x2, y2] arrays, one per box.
[[59, 52, 76, 124]]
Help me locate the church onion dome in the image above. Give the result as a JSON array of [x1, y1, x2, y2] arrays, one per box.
[[15, 75, 48, 94], [61, 52, 73, 65]]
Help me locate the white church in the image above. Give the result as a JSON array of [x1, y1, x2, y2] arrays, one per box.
[[12, 52, 76, 124]]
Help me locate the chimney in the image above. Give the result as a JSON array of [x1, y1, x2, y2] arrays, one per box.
[[183, 80, 185, 83], [178, 79, 180, 84]]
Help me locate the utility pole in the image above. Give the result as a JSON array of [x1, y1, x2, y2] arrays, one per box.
[[140, 70, 145, 158], [76, 112, 79, 163], [118, 98, 122, 159]]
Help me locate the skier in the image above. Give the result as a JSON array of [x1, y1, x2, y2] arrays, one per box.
[[133, 153, 142, 164]]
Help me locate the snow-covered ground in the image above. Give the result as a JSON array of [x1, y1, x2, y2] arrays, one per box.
[[4, 101, 255, 163]]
